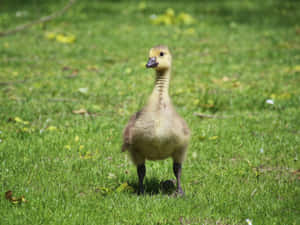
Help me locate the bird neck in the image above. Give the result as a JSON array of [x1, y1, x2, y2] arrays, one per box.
[[148, 68, 171, 110]]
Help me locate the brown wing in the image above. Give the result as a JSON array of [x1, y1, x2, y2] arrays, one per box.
[[121, 111, 141, 152]]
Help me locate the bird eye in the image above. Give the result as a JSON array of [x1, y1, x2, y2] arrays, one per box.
[[160, 52, 164, 56]]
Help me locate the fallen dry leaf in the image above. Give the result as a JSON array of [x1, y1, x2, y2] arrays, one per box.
[[72, 108, 88, 115], [292, 169, 300, 180], [5, 190, 12, 200], [72, 108, 99, 117], [5, 190, 27, 204], [62, 66, 71, 71], [65, 69, 79, 79]]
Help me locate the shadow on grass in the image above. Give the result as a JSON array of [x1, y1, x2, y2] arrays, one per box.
[[128, 177, 176, 195]]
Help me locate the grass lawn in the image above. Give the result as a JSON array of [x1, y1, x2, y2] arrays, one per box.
[[0, 0, 299, 224]]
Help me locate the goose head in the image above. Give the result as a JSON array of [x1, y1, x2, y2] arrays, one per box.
[[146, 45, 172, 71]]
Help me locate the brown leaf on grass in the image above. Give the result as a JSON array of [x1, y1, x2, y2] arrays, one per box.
[[5, 190, 13, 200], [232, 81, 241, 87], [194, 112, 228, 119], [5, 190, 27, 204], [87, 65, 100, 72], [253, 166, 300, 180], [72, 108, 88, 115], [62, 66, 71, 71], [65, 69, 79, 79], [292, 169, 300, 180], [72, 108, 100, 117]]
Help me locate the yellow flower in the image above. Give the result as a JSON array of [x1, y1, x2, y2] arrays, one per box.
[[14, 117, 23, 123], [64, 145, 71, 150], [14, 117, 29, 125], [80, 151, 92, 159], [45, 32, 56, 40], [56, 34, 76, 44], [177, 12, 195, 25], [165, 8, 175, 17], [47, 126, 57, 131], [293, 65, 300, 72], [209, 136, 218, 140], [116, 182, 135, 193]]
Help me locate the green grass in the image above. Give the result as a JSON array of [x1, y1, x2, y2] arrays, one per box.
[[0, 0, 299, 224]]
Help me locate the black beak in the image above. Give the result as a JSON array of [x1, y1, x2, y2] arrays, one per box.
[[146, 57, 158, 68]]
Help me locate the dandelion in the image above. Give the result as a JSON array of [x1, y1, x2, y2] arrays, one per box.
[[246, 219, 252, 225], [294, 65, 300, 72], [56, 34, 76, 44], [14, 117, 29, 125], [47, 126, 57, 131], [266, 99, 274, 105]]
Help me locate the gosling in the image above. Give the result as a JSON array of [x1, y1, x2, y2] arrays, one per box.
[[122, 45, 190, 195]]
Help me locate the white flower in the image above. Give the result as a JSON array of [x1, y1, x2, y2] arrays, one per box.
[[246, 219, 252, 225], [260, 148, 264, 153], [192, 152, 197, 159], [266, 99, 274, 105], [0, 131, 2, 134], [78, 87, 89, 94], [108, 173, 116, 179], [0, 139, 2, 143]]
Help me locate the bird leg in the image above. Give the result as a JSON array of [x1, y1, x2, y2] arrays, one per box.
[[137, 164, 146, 195], [173, 162, 184, 195]]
